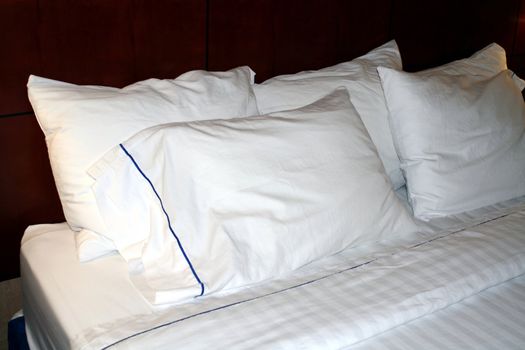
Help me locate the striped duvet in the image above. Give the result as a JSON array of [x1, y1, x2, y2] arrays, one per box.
[[70, 207, 525, 349]]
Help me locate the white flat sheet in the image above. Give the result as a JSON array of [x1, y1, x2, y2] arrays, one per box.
[[21, 196, 525, 349], [348, 274, 525, 350]]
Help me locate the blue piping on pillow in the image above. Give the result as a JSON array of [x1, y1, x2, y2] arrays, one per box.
[[119, 143, 205, 297]]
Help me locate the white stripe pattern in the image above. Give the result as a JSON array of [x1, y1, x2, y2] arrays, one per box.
[[77, 209, 525, 349], [349, 275, 525, 350]]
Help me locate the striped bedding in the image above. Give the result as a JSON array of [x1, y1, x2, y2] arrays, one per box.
[[349, 274, 525, 349], [48, 204, 524, 349]]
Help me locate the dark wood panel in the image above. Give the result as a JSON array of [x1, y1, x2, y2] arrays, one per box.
[[271, 0, 343, 76], [509, 0, 525, 76], [333, 0, 392, 62], [0, 115, 64, 281], [392, 0, 520, 71], [513, 0, 525, 54], [467, 0, 520, 52], [509, 54, 525, 77], [208, 0, 391, 82], [392, 0, 475, 71], [36, 0, 136, 86], [0, 0, 41, 115], [132, 0, 207, 80], [208, 0, 276, 80]]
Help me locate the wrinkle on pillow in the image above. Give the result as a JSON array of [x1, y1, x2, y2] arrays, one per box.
[[379, 68, 525, 219], [89, 88, 418, 305], [27, 66, 259, 261], [254, 40, 405, 189]]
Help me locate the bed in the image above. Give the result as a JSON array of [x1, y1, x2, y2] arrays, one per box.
[[20, 196, 525, 349], [3, 1, 525, 349]]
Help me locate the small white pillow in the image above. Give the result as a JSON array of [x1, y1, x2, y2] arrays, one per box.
[[89, 89, 418, 304], [28, 66, 259, 261], [379, 67, 525, 219], [254, 40, 405, 189]]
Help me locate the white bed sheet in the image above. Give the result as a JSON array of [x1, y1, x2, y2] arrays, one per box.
[[21, 196, 525, 349], [348, 274, 525, 350]]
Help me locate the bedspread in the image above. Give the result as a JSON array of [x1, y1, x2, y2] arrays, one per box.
[[60, 208, 525, 349]]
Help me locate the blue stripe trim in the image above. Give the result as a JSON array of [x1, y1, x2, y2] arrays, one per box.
[[100, 258, 377, 349], [119, 144, 205, 297]]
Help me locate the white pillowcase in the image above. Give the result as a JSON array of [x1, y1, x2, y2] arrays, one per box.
[[89, 89, 418, 305], [27, 66, 259, 261], [254, 40, 405, 189], [379, 68, 525, 219]]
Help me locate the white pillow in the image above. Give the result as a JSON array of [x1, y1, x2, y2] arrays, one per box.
[[254, 40, 405, 189], [89, 89, 418, 305], [27, 66, 259, 261], [378, 68, 525, 219]]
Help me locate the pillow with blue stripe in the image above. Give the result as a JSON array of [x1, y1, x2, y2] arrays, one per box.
[[27, 66, 259, 263], [89, 88, 418, 305]]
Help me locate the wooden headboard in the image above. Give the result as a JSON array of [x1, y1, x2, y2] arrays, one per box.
[[1, 0, 524, 281]]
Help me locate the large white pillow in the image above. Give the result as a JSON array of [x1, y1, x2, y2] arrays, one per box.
[[89, 89, 418, 305], [254, 40, 405, 189], [28, 66, 259, 261], [378, 68, 525, 219]]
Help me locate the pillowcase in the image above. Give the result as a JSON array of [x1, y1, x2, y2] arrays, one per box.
[[254, 40, 406, 189], [378, 68, 525, 219], [89, 88, 418, 305], [27, 66, 259, 261]]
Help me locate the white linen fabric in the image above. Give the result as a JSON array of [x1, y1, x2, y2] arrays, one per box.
[[20, 199, 525, 349], [21, 223, 153, 350], [27, 66, 259, 261], [379, 68, 525, 219], [254, 40, 406, 189], [349, 275, 525, 350], [89, 89, 418, 304]]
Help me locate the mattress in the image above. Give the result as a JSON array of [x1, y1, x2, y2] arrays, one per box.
[[21, 195, 525, 349]]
